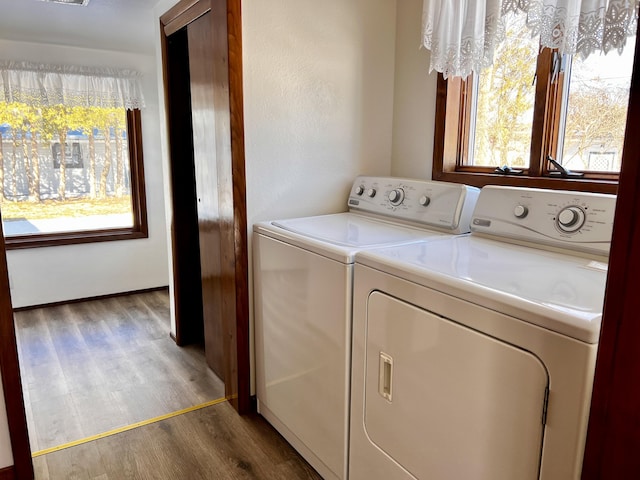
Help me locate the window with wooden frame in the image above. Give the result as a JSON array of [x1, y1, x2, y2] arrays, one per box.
[[0, 107, 147, 249], [433, 13, 635, 195], [0, 62, 148, 249]]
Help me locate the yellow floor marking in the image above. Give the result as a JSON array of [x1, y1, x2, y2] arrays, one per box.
[[32, 397, 228, 458]]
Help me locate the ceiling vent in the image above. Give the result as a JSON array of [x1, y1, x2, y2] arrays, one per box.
[[39, 0, 91, 6]]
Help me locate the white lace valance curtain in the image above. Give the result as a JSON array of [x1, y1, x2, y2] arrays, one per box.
[[0, 61, 145, 110], [423, 0, 640, 79]]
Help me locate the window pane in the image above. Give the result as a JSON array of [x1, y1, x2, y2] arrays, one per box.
[[559, 36, 635, 173], [0, 105, 134, 237], [470, 13, 538, 168]]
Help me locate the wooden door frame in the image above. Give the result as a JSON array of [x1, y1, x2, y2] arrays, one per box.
[[160, 0, 250, 414], [0, 225, 33, 479], [581, 25, 640, 478]]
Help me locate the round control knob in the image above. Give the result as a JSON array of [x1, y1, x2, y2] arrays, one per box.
[[557, 206, 586, 233], [388, 188, 405, 206], [355, 185, 365, 196], [419, 195, 431, 207], [514, 205, 528, 219], [366, 188, 377, 198]]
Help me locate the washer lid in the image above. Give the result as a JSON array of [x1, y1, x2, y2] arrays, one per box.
[[356, 236, 608, 343], [255, 213, 446, 263], [273, 213, 438, 246]]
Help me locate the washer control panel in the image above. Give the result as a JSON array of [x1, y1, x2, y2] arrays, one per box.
[[471, 185, 617, 256], [556, 206, 586, 233], [348, 176, 480, 233], [388, 188, 405, 206]]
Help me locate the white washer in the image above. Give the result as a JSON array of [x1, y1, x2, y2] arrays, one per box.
[[349, 185, 616, 480], [253, 176, 479, 480]]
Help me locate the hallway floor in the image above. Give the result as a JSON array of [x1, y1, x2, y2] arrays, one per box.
[[14, 290, 224, 453], [32, 400, 322, 479]]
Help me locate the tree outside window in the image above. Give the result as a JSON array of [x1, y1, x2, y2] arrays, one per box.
[[0, 103, 147, 248], [0, 61, 147, 248], [433, 13, 635, 194]]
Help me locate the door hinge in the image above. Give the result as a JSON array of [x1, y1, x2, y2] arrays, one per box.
[[542, 387, 550, 425]]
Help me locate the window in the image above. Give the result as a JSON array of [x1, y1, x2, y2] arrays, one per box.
[[433, 13, 635, 194], [0, 62, 147, 249], [0, 106, 147, 249]]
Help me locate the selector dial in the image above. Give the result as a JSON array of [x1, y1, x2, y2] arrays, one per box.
[[355, 185, 365, 196], [419, 195, 431, 207], [514, 205, 528, 219], [367, 188, 377, 198], [388, 188, 405, 206], [557, 206, 586, 233]]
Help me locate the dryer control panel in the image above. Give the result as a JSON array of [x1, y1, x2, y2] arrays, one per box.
[[470, 185, 617, 256], [348, 176, 480, 234]]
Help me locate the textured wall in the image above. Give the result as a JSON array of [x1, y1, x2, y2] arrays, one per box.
[[243, 0, 396, 224], [390, 0, 438, 179]]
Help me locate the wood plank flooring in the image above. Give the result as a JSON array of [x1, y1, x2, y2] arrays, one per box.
[[32, 400, 322, 479], [14, 290, 225, 453]]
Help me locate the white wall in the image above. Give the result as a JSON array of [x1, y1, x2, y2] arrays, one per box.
[[390, 0, 438, 179], [243, 0, 397, 224], [0, 38, 169, 308]]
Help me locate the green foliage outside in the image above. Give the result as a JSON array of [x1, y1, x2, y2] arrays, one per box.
[[473, 14, 537, 168], [0, 102, 131, 223]]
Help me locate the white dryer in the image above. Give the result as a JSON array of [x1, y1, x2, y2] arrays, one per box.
[[349, 186, 616, 480], [253, 176, 479, 480]]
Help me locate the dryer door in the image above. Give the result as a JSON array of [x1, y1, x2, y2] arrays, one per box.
[[363, 292, 548, 480]]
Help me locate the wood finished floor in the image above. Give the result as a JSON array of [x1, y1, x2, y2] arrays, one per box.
[[14, 290, 225, 453], [32, 400, 322, 480]]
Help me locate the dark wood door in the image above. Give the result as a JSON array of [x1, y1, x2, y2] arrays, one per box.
[[160, 0, 250, 412], [187, 12, 225, 378], [0, 216, 33, 478], [162, 14, 224, 379], [163, 26, 205, 348]]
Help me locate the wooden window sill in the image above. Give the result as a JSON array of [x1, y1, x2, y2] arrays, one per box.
[[4, 227, 149, 250], [433, 170, 618, 195]]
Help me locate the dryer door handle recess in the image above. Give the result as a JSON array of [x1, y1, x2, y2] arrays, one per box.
[[379, 352, 394, 402]]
